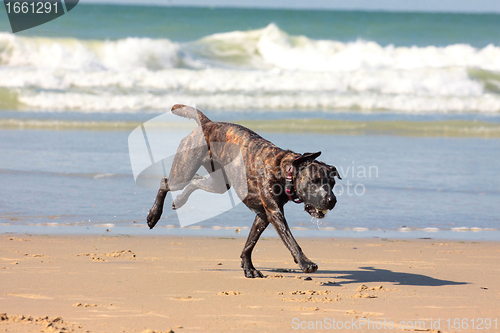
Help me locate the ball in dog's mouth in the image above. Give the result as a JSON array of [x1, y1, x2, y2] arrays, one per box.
[[304, 204, 328, 219]]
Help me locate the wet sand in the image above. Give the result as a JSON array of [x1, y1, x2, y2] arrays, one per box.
[[1, 235, 499, 332]]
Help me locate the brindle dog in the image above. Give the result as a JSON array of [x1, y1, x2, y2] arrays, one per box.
[[147, 104, 341, 278]]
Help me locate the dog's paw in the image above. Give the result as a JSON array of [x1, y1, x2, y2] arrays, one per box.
[[146, 208, 161, 229], [172, 196, 187, 210], [241, 259, 264, 278], [244, 268, 264, 278], [300, 261, 318, 273]]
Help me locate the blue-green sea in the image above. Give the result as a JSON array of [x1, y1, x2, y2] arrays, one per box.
[[0, 4, 499, 239]]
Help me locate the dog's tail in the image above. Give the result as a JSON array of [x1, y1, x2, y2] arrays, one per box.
[[171, 104, 211, 126]]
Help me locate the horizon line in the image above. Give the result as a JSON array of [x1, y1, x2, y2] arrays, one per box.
[[81, 1, 500, 15]]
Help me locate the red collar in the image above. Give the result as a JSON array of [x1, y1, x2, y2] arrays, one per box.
[[285, 160, 302, 204]]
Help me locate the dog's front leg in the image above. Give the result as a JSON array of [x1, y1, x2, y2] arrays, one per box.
[[260, 191, 318, 274]]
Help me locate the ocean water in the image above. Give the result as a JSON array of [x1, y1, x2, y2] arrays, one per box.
[[1, 5, 500, 114], [0, 5, 499, 239], [1, 127, 499, 240]]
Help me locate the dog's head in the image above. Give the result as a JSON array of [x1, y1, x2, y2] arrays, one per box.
[[293, 152, 341, 219]]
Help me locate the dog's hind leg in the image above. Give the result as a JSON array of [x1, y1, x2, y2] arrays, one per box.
[[240, 213, 269, 278], [172, 161, 230, 209], [172, 172, 230, 209], [147, 178, 170, 229], [147, 126, 209, 227]]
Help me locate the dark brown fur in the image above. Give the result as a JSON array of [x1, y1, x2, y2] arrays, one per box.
[[147, 105, 340, 278]]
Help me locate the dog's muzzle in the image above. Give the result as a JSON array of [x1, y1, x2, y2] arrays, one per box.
[[304, 193, 336, 219]]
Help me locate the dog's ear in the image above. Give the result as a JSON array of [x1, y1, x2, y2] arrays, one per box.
[[293, 151, 321, 168], [330, 166, 342, 180]]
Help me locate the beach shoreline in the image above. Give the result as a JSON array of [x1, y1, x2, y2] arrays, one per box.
[[1, 234, 499, 332]]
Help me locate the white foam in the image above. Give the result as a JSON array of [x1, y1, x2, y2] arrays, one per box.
[[3, 26, 500, 73], [208, 24, 500, 72], [2, 26, 500, 113], [16, 89, 500, 113], [0, 33, 182, 71]]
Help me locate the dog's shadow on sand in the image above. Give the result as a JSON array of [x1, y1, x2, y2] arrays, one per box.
[[302, 266, 468, 287], [208, 266, 468, 286]]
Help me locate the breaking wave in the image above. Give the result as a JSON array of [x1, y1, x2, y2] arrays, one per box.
[[1, 24, 500, 113]]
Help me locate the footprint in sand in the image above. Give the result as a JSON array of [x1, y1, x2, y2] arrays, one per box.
[[352, 293, 378, 298], [295, 307, 320, 311], [217, 291, 241, 296], [266, 274, 285, 279], [73, 303, 98, 307], [0, 313, 81, 332], [291, 290, 333, 296], [281, 289, 341, 302], [103, 250, 136, 258], [351, 284, 395, 298], [76, 250, 135, 261], [281, 296, 340, 303], [75, 253, 106, 261]]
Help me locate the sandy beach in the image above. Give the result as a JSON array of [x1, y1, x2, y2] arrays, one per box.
[[1, 234, 499, 332]]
